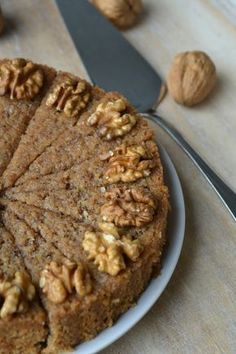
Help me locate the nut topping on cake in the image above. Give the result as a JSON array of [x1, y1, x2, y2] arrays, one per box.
[[0, 271, 36, 319], [83, 228, 125, 276], [120, 234, 143, 261], [46, 78, 90, 117], [39, 260, 92, 304], [82, 222, 143, 276], [101, 187, 156, 227], [104, 143, 156, 183], [87, 98, 137, 140], [0, 59, 44, 100]]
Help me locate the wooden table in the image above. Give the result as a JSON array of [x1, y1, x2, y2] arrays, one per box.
[[1, 1, 235, 353]]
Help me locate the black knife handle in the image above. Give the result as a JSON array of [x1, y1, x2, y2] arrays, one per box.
[[145, 112, 236, 221]]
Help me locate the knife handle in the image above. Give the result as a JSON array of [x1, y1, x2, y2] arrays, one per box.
[[145, 112, 236, 221]]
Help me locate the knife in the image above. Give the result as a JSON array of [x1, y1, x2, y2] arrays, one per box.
[[56, 0, 236, 221]]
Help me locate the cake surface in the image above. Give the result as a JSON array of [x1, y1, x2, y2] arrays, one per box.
[[0, 58, 169, 353]]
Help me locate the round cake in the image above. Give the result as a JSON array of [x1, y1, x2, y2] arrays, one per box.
[[0, 58, 169, 353]]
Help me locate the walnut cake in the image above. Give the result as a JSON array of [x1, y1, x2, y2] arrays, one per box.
[[0, 58, 169, 353]]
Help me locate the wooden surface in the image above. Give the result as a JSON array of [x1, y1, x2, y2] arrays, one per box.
[[1, 0, 235, 353]]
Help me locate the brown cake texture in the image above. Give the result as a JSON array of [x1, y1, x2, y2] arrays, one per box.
[[0, 225, 48, 353], [0, 58, 169, 353]]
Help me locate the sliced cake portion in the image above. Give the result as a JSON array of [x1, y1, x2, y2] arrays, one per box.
[[15, 93, 109, 186], [0, 225, 48, 354], [15, 91, 147, 186], [15, 126, 92, 186], [4, 158, 107, 219], [1, 72, 102, 189], [0, 58, 56, 178], [4, 200, 88, 262], [5, 136, 162, 221]]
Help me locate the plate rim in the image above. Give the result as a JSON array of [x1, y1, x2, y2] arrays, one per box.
[[74, 124, 185, 354]]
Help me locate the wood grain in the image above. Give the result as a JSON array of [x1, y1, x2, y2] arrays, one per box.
[[0, 0, 235, 353]]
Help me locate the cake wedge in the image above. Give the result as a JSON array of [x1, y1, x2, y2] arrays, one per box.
[[0, 58, 56, 179], [0, 225, 48, 354]]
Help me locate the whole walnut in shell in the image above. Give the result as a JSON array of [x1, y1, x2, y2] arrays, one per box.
[[92, 0, 143, 29], [167, 51, 217, 106]]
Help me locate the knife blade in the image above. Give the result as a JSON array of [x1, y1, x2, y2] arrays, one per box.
[[56, 0, 162, 112]]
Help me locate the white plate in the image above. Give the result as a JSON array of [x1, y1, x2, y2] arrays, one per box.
[[74, 119, 185, 354]]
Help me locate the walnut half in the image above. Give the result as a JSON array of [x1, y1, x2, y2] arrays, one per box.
[[39, 259, 92, 304], [46, 78, 90, 117], [82, 222, 143, 276], [87, 98, 137, 140], [101, 187, 157, 227], [103, 142, 156, 183], [0, 271, 36, 319], [0, 59, 44, 100]]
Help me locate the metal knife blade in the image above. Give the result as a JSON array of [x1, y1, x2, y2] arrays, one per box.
[[56, 0, 162, 112]]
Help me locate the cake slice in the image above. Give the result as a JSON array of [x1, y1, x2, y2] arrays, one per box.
[[15, 94, 107, 186], [2, 208, 80, 353], [4, 136, 161, 220], [0, 58, 56, 178], [4, 157, 106, 219], [14, 91, 147, 186], [15, 126, 91, 186], [1, 72, 102, 189], [0, 225, 48, 354], [4, 200, 88, 262]]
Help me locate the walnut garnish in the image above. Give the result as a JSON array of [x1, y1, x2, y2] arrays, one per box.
[[39, 259, 92, 304], [167, 51, 217, 106], [104, 143, 156, 183], [0, 59, 44, 100], [83, 228, 125, 276], [46, 78, 90, 117], [120, 234, 143, 261], [82, 222, 143, 276], [101, 187, 156, 227], [0, 271, 36, 319], [91, 0, 143, 29], [87, 98, 137, 140]]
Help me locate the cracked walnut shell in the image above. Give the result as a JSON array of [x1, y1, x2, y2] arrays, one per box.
[[87, 98, 137, 140], [101, 187, 157, 227], [0, 271, 35, 319], [39, 260, 92, 304], [46, 78, 90, 117], [0, 58, 44, 100], [167, 51, 217, 106], [103, 142, 156, 183], [92, 0, 143, 29], [82, 222, 143, 276]]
